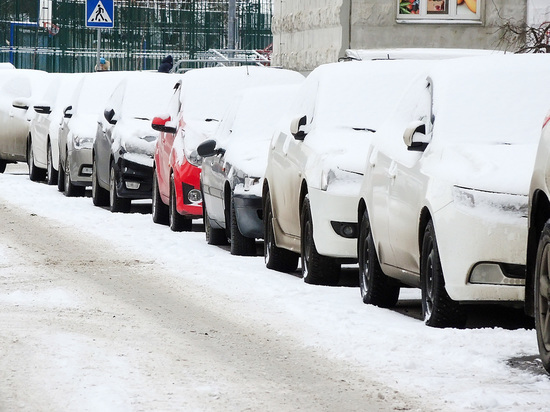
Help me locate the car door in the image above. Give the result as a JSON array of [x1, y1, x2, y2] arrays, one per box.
[[270, 79, 317, 240], [386, 79, 434, 275], [156, 87, 181, 201]]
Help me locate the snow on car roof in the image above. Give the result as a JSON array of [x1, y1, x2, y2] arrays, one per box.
[[179, 66, 304, 122]]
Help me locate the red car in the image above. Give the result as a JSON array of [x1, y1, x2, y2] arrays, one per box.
[[151, 66, 303, 232]]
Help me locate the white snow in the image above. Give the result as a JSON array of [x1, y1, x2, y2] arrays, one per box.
[[0, 165, 548, 411]]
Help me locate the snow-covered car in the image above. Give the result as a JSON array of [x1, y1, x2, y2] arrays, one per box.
[[263, 60, 432, 286], [92, 71, 184, 213], [28, 73, 83, 184], [57, 71, 128, 197], [0, 69, 49, 173], [525, 105, 550, 373], [151, 66, 304, 232], [197, 81, 304, 255], [358, 54, 550, 328]]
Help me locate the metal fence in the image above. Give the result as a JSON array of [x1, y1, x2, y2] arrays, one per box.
[[0, 0, 272, 73]]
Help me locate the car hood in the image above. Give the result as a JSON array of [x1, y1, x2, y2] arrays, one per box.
[[68, 113, 97, 138], [422, 141, 537, 195], [112, 117, 158, 157], [224, 135, 273, 178], [304, 126, 375, 176]]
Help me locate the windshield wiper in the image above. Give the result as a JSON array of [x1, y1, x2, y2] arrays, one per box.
[[353, 127, 376, 133]]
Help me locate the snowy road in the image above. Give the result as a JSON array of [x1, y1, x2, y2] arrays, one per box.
[[0, 162, 549, 411]]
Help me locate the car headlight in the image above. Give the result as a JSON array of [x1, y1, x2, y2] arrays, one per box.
[[452, 186, 528, 218], [74, 135, 93, 149], [185, 149, 202, 167]]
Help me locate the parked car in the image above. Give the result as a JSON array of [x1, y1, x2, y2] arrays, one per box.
[[358, 54, 550, 328], [262, 60, 432, 286], [57, 71, 128, 196], [151, 66, 304, 232], [92, 71, 183, 212], [29, 73, 83, 184], [0, 69, 49, 173], [197, 81, 303, 255], [526, 105, 550, 373]]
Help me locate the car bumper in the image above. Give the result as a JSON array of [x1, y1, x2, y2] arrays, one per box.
[[308, 187, 359, 259], [435, 195, 527, 302], [115, 157, 153, 199], [173, 159, 202, 219], [68, 146, 92, 186], [234, 193, 263, 239]]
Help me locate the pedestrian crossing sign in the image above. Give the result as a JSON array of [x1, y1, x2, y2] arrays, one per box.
[[86, 0, 114, 28]]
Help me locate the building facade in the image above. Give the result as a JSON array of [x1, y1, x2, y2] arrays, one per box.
[[272, 0, 547, 72]]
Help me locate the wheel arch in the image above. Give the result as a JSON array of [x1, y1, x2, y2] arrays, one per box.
[[298, 179, 309, 221], [526, 189, 550, 317]]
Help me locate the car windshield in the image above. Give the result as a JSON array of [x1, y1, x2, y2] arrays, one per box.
[[121, 73, 180, 119], [431, 55, 550, 146], [312, 60, 431, 131]]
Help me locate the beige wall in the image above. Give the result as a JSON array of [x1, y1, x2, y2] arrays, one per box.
[[272, 0, 526, 72]]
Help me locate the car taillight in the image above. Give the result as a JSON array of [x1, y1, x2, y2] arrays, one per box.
[[543, 113, 550, 129]]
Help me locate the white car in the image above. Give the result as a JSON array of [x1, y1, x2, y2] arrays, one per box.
[[263, 60, 432, 286], [0, 69, 49, 173], [29, 73, 83, 184], [359, 54, 550, 328], [58, 71, 128, 197], [526, 105, 550, 373]]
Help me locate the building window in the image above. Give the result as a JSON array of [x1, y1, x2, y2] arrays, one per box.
[[397, 0, 481, 23]]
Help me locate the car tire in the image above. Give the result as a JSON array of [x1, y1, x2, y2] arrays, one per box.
[[46, 140, 58, 186], [204, 200, 227, 245], [0, 160, 6, 174], [300, 194, 340, 286], [230, 193, 256, 256], [28, 137, 46, 182], [421, 220, 466, 328], [169, 173, 192, 231], [535, 219, 550, 372], [358, 210, 400, 307], [64, 152, 85, 197], [263, 191, 298, 272], [152, 167, 169, 225], [57, 155, 65, 192], [109, 164, 131, 213], [92, 156, 109, 207]]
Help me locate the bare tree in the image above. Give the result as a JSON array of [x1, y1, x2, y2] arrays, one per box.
[[497, 19, 550, 53]]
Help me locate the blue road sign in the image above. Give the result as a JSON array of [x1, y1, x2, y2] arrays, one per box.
[[86, 0, 114, 28]]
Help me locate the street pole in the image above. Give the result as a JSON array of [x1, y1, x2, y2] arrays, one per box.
[[96, 28, 101, 71], [228, 0, 236, 54]]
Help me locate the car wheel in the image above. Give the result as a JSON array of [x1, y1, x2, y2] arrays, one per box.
[[204, 200, 227, 245], [0, 160, 6, 174], [46, 140, 58, 185], [300, 194, 340, 286], [263, 191, 298, 272], [169, 173, 192, 231], [421, 220, 466, 328], [152, 167, 169, 225], [109, 164, 131, 213], [230, 193, 256, 256], [28, 137, 46, 182], [64, 152, 85, 197], [358, 210, 400, 307], [535, 220, 550, 372], [92, 156, 109, 207], [57, 155, 65, 192]]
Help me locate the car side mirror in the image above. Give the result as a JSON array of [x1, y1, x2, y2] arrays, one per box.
[[104, 108, 117, 125], [151, 116, 177, 134], [63, 105, 73, 119], [403, 120, 429, 152], [290, 115, 307, 141], [197, 139, 225, 157], [34, 105, 51, 115], [12, 98, 30, 110]]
